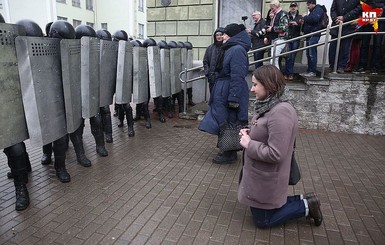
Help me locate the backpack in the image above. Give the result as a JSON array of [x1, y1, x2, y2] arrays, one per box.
[[320, 5, 329, 29]]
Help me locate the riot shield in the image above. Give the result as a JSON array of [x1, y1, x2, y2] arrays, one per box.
[[81, 36, 100, 118], [147, 46, 162, 98], [169, 48, 182, 95], [99, 40, 118, 107], [160, 48, 171, 97], [132, 46, 148, 104], [60, 39, 82, 133], [115, 40, 133, 104], [15, 36, 67, 147], [0, 23, 29, 149]]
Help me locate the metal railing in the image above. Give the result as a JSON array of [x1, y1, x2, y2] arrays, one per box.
[[179, 17, 385, 112]]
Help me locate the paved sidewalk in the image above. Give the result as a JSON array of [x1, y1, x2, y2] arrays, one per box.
[[0, 113, 384, 244]]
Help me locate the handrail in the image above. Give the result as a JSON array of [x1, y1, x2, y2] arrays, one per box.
[[178, 17, 385, 111]]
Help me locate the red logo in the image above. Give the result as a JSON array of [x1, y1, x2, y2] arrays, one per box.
[[355, 1, 383, 32]]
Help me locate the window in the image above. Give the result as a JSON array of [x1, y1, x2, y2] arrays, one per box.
[[73, 19, 81, 28], [138, 23, 144, 39], [86, 0, 93, 10], [56, 0, 66, 3], [101, 23, 108, 30], [138, 0, 144, 12], [57, 16, 68, 21], [72, 0, 80, 7], [86, 22, 94, 28]]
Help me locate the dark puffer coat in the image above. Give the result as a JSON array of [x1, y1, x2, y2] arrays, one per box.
[[198, 30, 251, 135]]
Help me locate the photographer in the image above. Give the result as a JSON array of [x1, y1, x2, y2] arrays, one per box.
[[246, 11, 267, 68]]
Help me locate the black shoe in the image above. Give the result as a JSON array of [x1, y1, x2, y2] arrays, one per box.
[[118, 120, 124, 128], [145, 120, 152, 129], [96, 146, 108, 157], [159, 113, 166, 123], [105, 134, 113, 143], [188, 101, 196, 106], [77, 154, 92, 167], [307, 194, 323, 226], [212, 151, 237, 164], [15, 184, 30, 211], [304, 192, 320, 206], [354, 67, 366, 74], [113, 111, 118, 117], [41, 154, 52, 165], [56, 168, 71, 183], [370, 68, 378, 75], [127, 126, 135, 137], [168, 111, 173, 118], [337, 68, 344, 74]]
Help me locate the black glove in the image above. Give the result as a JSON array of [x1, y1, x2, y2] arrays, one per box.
[[228, 102, 240, 110]]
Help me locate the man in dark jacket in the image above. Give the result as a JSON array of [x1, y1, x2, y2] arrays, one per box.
[[355, 0, 384, 74], [329, 0, 361, 73], [300, 0, 325, 77], [285, 2, 303, 80], [247, 11, 267, 68], [203, 27, 225, 93]]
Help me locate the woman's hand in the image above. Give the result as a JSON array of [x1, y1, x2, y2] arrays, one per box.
[[239, 129, 251, 149]]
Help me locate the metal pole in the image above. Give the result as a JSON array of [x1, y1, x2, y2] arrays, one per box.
[[333, 22, 343, 73], [321, 25, 330, 79], [183, 67, 187, 114]]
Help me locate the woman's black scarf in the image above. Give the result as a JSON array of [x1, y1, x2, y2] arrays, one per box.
[[254, 88, 290, 118]]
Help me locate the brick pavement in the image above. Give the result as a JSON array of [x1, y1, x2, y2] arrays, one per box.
[[0, 112, 384, 244]]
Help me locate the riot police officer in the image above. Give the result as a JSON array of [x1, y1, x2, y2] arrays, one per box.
[[96, 29, 115, 142], [113, 30, 135, 136], [1, 15, 31, 210], [37, 20, 72, 182], [71, 24, 108, 161]]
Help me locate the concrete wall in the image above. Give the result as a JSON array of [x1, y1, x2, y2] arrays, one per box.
[[288, 76, 385, 135]]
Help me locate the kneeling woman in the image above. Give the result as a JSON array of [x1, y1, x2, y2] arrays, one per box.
[[238, 65, 322, 228]]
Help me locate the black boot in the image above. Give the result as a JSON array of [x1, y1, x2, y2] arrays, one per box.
[[54, 156, 71, 183], [70, 125, 92, 167], [14, 172, 29, 211], [90, 115, 108, 157], [101, 106, 113, 143], [134, 103, 142, 121], [143, 103, 152, 129], [125, 104, 135, 137], [212, 150, 238, 164], [167, 97, 174, 118], [41, 144, 53, 165], [118, 104, 125, 127], [187, 87, 195, 106], [159, 111, 166, 123], [177, 92, 184, 113], [155, 97, 166, 123]]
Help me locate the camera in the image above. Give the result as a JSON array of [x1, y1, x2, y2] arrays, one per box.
[[241, 16, 248, 21]]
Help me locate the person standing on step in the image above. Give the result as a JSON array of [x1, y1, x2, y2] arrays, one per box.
[[246, 11, 267, 69], [199, 23, 251, 164], [284, 2, 302, 80], [203, 27, 225, 94]]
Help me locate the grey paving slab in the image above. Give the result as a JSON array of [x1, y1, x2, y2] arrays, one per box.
[[0, 107, 384, 244]]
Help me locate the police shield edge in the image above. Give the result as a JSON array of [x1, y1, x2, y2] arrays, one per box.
[[0, 23, 29, 149], [99, 39, 118, 107], [132, 46, 149, 104], [115, 40, 133, 104], [147, 45, 162, 98], [60, 39, 83, 133]]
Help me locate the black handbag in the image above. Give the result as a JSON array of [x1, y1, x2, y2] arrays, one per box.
[[218, 122, 244, 152], [289, 151, 301, 185]]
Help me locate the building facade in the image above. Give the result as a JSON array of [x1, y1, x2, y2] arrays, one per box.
[[0, 0, 146, 38]]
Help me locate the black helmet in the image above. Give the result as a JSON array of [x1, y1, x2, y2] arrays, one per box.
[[142, 38, 157, 47], [75, 24, 96, 39], [130, 39, 142, 47], [167, 41, 177, 48], [184, 41, 193, 50], [0, 13, 5, 23], [157, 40, 168, 49], [96, 29, 112, 41], [45, 22, 53, 37], [16, 19, 44, 37], [112, 30, 128, 41], [177, 41, 185, 48], [49, 20, 76, 39]]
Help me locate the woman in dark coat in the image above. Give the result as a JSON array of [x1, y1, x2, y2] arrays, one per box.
[[198, 23, 251, 164]]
